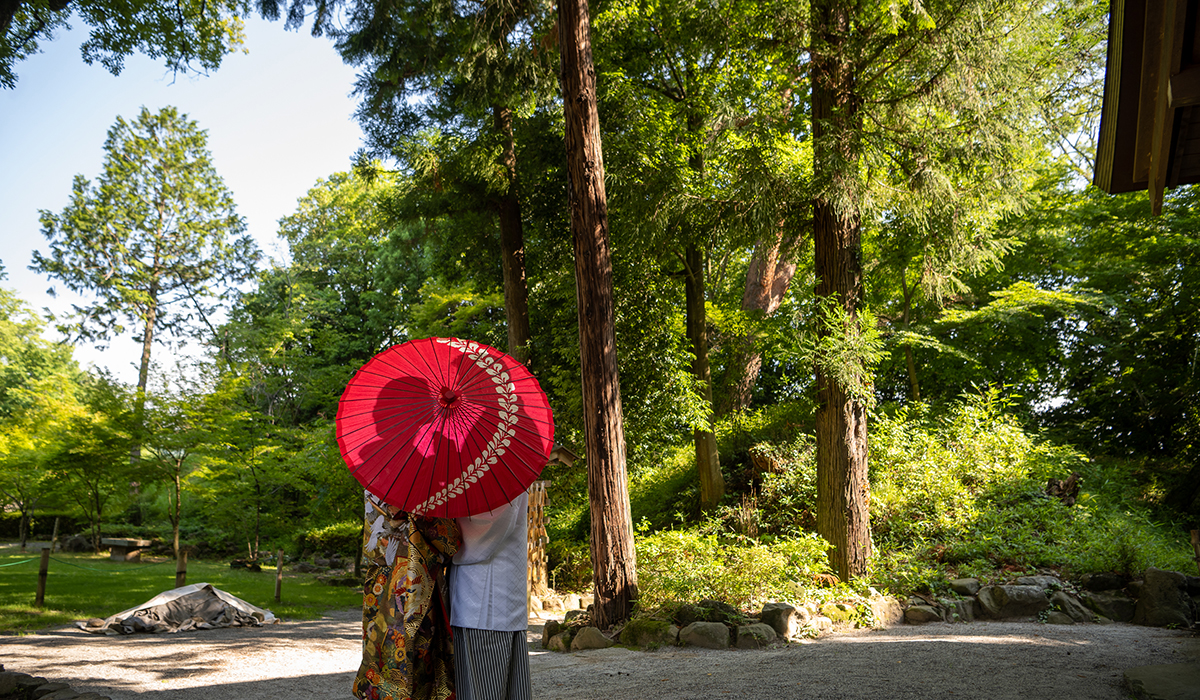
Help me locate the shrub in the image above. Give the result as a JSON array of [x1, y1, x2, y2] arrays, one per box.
[[634, 526, 829, 613], [301, 520, 362, 557]]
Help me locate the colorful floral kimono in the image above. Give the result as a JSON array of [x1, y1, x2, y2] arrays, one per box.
[[353, 491, 462, 700]]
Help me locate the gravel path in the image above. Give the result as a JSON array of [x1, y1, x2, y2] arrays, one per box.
[[1, 610, 1196, 699]]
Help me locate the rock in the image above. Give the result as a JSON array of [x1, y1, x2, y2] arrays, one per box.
[[547, 632, 571, 652], [904, 605, 942, 624], [84, 618, 105, 628], [563, 609, 587, 624], [813, 616, 833, 634], [313, 557, 330, 567], [570, 626, 613, 651], [1081, 590, 1137, 622], [73, 695, 109, 700], [1133, 568, 1192, 628], [40, 690, 82, 700], [619, 619, 675, 648], [869, 595, 905, 627], [944, 598, 977, 623], [0, 673, 20, 695], [735, 623, 777, 649], [977, 585, 1051, 619], [1128, 580, 1145, 598], [1185, 576, 1200, 596], [34, 682, 73, 697], [949, 578, 981, 596], [1045, 611, 1075, 625], [820, 603, 855, 624], [542, 620, 562, 648], [760, 602, 807, 638], [564, 593, 583, 610], [679, 621, 731, 649], [529, 595, 542, 612], [1080, 572, 1127, 591], [293, 562, 318, 573], [1050, 591, 1094, 623], [667, 624, 680, 641], [692, 599, 741, 623], [1014, 575, 1063, 590]]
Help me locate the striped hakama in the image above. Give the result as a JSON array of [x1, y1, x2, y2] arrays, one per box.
[[451, 626, 531, 700]]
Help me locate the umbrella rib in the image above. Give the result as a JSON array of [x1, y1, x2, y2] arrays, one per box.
[[337, 399, 442, 445]]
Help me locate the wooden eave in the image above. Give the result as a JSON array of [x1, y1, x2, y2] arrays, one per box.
[[1094, 0, 1200, 214]]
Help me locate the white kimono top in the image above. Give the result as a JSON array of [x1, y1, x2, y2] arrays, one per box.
[[449, 491, 529, 632]]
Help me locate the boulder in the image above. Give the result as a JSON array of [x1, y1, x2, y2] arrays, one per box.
[[40, 689, 82, 700], [679, 621, 731, 649], [813, 616, 834, 634], [547, 632, 571, 652], [735, 623, 777, 649], [563, 593, 583, 610], [570, 626, 614, 651], [1133, 567, 1192, 628], [977, 585, 1051, 619], [1081, 590, 1137, 623], [949, 578, 981, 596], [1014, 575, 1063, 590], [1186, 576, 1200, 596], [869, 595, 905, 627], [619, 619, 675, 648], [677, 599, 741, 625], [563, 609, 587, 624], [1045, 611, 1075, 625], [1050, 591, 1094, 623], [820, 602, 855, 624], [1079, 572, 1127, 592], [760, 602, 806, 638], [943, 598, 978, 623], [904, 605, 942, 624], [542, 620, 562, 648]]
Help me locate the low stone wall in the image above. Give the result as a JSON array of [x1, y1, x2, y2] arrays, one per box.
[[902, 568, 1200, 628], [0, 665, 111, 700]]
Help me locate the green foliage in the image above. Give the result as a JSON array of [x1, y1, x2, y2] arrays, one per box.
[[0, 0, 250, 89], [409, 282, 507, 349], [633, 525, 830, 613], [300, 520, 362, 557]]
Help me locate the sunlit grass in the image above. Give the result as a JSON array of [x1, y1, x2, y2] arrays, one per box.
[[0, 548, 361, 633]]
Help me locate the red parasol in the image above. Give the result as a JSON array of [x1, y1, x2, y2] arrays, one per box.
[[336, 337, 554, 518]]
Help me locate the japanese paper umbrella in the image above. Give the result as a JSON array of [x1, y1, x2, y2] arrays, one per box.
[[336, 337, 554, 518]]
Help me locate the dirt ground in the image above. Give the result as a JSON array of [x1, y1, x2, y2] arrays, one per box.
[[2, 608, 1197, 700]]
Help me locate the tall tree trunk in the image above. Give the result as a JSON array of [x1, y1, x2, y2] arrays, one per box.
[[132, 289, 158, 464], [172, 468, 181, 561], [558, 0, 638, 629], [724, 229, 802, 413], [811, 0, 872, 582], [685, 244, 724, 510], [493, 104, 534, 367]]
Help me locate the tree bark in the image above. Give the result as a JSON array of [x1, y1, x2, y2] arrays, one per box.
[[132, 282, 158, 464], [724, 228, 802, 413], [558, 0, 638, 629], [811, 0, 872, 582], [685, 244, 724, 510], [493, 104, 534, 367]]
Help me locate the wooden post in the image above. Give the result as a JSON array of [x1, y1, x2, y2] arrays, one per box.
[[35, 548, 50, 607], [1190, 529, 1200, 576], [175, 551, 187, 588], [275, 549, 284, 603]]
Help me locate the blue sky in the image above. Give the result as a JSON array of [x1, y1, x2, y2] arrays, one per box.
[[0, 15, 366, 383]]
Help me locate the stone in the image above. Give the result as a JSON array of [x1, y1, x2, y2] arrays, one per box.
[[820, 602, 855, 623], [760, 602, 804, 638], [563, 609, 587, 624], [1124, 663, 1200, 700], [1014, 575, 1063, 590], [667, 624, 680, 641], [293, 562, 318, 573], [547, 631, 571, 652], [905, 605, 943, 624], [542, 620, 562, 647], [0, 673, 20, 695], [1046, 611, 1075, 625], [1080, 572, 1127, 591], [564, 593, 582, 610], [39, 690, 82, 700], [945, 599, 977, 623], [869, 595, 905, 627], [1185, 576, 1200, 596], [977, 585, 1051, 619], [949, 578, 981, 596], [73, 695, 109, 700], [735, 623, 777, 649], [1133, 568, 1192, 628], [619, 619, 675, 648], [813, 616, 833, 634], [1128, 580, 1145, 598], [529, 595, 542, 612], [34, 682, 73, 698], [1081, 590, 1137, 622], [1050, 591, 1094, 623], [679, 621, 731, 649], [570, 626, 613, 651]]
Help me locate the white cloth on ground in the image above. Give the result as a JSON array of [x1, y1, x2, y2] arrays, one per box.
[[449, 491, 529, 632]]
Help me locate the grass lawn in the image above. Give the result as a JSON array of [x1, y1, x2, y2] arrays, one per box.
[[0, 547, 361, 633]]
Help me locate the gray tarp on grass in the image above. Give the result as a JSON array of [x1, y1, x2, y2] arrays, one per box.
[[78, 582, 277, 635]]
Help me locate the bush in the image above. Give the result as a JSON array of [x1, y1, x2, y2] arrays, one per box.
[[301, 520, 362, 558], [634, 526, 830, 613]]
